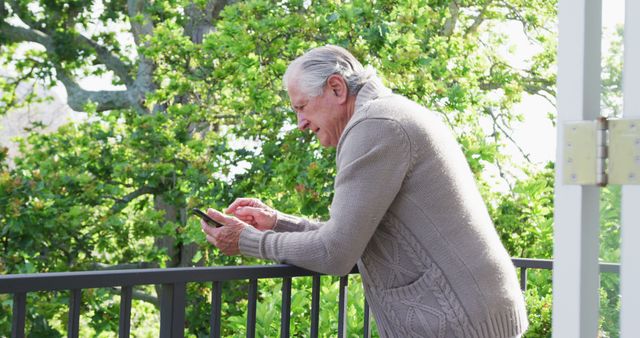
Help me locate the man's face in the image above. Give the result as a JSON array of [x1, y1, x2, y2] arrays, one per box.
[[287, 78, 350, 148]]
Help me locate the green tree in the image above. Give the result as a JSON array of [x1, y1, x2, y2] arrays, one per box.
[[1, 0, 559, 336]]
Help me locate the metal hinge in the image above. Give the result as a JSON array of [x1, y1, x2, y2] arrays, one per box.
[[563, 117, 640, 186]]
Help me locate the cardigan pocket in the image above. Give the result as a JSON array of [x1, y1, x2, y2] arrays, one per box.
[[379, 271, 448, 338]]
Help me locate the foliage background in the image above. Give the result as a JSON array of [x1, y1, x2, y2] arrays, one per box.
[[0, 0, 623, 337]]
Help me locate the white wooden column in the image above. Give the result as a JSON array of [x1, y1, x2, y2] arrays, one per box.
[[553, 0, 602, 337], [620, 0, 640, 336]]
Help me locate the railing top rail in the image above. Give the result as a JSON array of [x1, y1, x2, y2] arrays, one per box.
[[511, 258, 554, 269], [510, 258, 620, 274], [0, 264, 360, 294], [0, 258, 620, 294]]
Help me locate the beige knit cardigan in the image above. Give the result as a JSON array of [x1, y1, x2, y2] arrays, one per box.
[[239, 80, 528, 338]]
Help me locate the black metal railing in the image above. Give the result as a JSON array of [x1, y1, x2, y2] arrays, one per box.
[[0, 259, 620, 338], [0, 264, 363, 338], [511, 258, 620, 291]]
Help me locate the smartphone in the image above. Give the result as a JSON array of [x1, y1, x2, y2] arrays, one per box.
[[191, 208, 225, 228]]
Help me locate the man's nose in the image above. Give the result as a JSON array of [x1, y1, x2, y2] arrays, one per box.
[[297, 114, 309, 131]]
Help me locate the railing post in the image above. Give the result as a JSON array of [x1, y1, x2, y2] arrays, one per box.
[[280, 277, 292, 338], [310, 275, 321, 338], [160, 283, 186, 338], [119, 286, 132, 338], [519, 267, 528, 291], [338, 276, 348, 338], [363, 298, 371, 338], [68, 289, 81, 338], [210, 281, 222, 338], [11, 292, 26, 338], [246, 279, 257, 338]]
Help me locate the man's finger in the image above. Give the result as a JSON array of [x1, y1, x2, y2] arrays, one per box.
[[234, 206, 262, 217], [226, 198, 253, 213], [207, 208, 235, 225], [201, 221, 214, 235], [236, 215, 255, 223], [202, 222, 223, 237], [205, 234, 217, 246]]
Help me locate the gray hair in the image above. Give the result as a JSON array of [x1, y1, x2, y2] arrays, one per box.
[[283, 45, 378, 97]]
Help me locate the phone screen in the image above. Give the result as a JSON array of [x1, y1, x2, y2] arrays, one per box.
[[192, 208, 224, 228]]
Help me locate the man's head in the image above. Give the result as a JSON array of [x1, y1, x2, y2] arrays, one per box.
[[283, 45, 375, 147]]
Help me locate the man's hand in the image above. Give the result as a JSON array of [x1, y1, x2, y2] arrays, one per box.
[[225, 198, 277, 231], [201, 208, 247, 256]]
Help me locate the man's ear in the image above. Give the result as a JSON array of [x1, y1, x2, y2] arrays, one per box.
[[326, 74, 348, 103]]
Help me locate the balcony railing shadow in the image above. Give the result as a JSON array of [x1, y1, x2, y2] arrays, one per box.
[[0, 258, 620, 338]]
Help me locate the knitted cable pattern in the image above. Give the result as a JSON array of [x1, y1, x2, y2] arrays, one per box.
[[392, 214, 477, 338]]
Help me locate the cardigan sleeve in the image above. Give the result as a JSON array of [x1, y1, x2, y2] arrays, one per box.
[[238, 118, 410, 275], [273, 211, 322, 232]]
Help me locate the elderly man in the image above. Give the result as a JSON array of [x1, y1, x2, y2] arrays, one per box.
[[201, 45, 528, 338]]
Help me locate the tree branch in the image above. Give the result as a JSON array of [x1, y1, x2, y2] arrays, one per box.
[[1, 22, 141, 113], [442, 1, 459, 37], [92, 262, 162, 306], [7, 0, 42, 30], [486, 107, 532, 164], [521, 76, 556, 98], [55, 70, 133, 112], [110, 185, 156, 214], [10, 0, 137, 91], [486, 108, 516, 194], [465, 0, 493, 35], [498, 0, 551, 41], [127, 0, 154, 45], [107, 286, 160, 307], [0, 22, 53, 49], [477, 58, 556, 106], [185, 0, 231, 43], [74, 34, 134, 86], [127, 0, 157, 114], [0, 63, 39, 111]]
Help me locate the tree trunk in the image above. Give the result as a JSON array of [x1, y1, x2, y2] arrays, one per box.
[[153, 195, 180, 268]]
